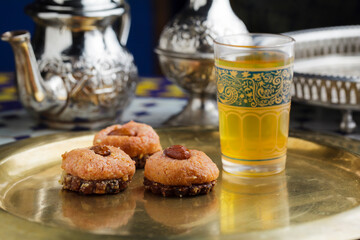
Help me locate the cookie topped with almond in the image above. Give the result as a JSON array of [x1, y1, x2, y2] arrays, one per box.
[[144, 145, 219, 197]]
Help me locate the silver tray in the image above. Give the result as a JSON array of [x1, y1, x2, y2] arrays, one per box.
[[285, 25, 360, 133], [1, 127, 360, 239]]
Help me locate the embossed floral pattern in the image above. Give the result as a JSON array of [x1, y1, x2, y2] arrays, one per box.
[[216, 66, 293, 107]]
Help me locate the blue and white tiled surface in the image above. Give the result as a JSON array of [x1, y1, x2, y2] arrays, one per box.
[[0, 97, 187, 145], [0, 74, 189, 145], [2, 73, 360, 146]]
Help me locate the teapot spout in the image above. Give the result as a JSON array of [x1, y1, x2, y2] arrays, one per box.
[[1, 30, 51, 112]]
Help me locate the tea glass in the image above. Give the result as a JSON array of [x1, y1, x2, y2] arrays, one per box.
[[214, 33, 295, 176]]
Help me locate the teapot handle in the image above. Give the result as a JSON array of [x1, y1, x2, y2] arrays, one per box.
[[119, 1, 131, 46]]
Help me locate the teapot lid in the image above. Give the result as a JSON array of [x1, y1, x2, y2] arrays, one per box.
[[26, 0, 127, 17]]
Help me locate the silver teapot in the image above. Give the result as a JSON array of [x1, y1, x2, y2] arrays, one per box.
[[2, 0, 138, 129]]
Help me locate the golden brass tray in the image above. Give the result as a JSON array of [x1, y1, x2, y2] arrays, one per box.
[[1, 127, 360, 239]]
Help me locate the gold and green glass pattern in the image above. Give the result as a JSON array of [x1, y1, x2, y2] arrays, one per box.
[[215, 66, 293, 108]]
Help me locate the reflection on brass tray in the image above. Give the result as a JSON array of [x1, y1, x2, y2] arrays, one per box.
[[1, 128, 360, 239]]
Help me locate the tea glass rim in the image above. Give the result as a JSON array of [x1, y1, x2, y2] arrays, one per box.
[[214, 33, 295, 49]]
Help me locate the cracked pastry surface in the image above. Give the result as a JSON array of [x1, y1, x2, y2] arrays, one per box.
[[93, 121, 161, 168]]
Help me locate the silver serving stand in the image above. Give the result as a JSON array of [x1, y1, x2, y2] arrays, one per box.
[[156, 0, 247, 127], [286, 26, 360, 133]]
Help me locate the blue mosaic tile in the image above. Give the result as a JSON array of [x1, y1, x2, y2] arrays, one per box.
[[134, 111, 149, 117], [0, 101, 22, 111], [14, 135, 30, 141], [143, 103, 157, 107]]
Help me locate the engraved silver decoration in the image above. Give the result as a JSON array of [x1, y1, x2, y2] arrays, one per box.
[[1, 0, 138, 129], [285, 26, 360, 133], [156, 0, 248, 126]]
